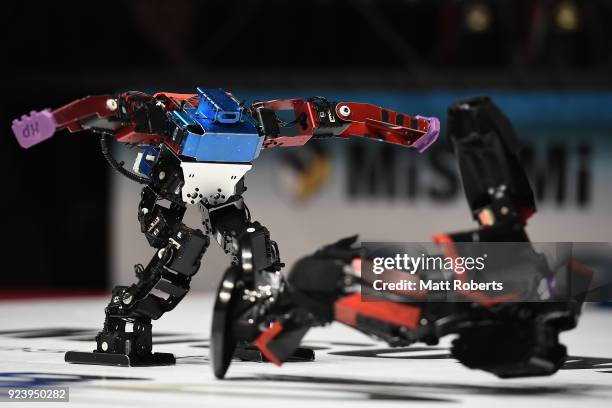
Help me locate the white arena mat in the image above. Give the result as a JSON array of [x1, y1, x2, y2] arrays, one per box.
[[0, 294, 611, 407]]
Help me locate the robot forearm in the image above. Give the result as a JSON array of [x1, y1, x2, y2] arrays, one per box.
[[251, 96, 440, 151], [10, 91, 187, 149]]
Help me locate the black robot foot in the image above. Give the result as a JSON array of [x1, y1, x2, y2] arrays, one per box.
[[451, 323, 566, 378], [64, 350, 175, 367], [233, 344, 315, 363]]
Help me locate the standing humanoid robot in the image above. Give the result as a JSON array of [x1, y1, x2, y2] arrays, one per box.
[[11, 88, 439, 366]]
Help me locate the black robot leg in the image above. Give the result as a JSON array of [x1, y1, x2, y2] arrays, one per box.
[[206, 198, 314, 363], [65, 186, 210, 366]]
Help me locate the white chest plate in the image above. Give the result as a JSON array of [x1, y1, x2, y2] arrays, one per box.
[[180, 162, 252, 206]]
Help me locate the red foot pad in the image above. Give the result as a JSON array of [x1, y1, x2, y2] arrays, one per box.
[[254, 321, 284, 366], [254, 321, 311, 366]]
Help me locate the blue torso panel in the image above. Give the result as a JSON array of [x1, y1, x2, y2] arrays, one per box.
[[172, 88, 263, 163]]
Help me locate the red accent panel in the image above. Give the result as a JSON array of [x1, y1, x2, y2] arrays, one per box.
[[153, 92, 199, 111], [153, 92, 197, 101], [254, 321, 284, 366], [568, 259, 595, 278], [351, 257, 362, 273], [520, 207, 535, 222], [432, 234, 453, 245], [53, 95, 116, 132], [334, 293, 421, 329], [335, 102, 428, 147], [114, 126, 163, 145]]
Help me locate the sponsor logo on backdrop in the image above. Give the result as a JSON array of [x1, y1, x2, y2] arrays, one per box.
[[347, 142, 591, 205]]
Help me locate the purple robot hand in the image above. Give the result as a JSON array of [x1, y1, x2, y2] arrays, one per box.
[[413, 116, 440, 153], [11, 109, 57, 148]]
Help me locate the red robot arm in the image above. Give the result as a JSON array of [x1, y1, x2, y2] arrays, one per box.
[[11, 91, 439, 153], [251, 97, 440, 152], [10, 91, 198, 149]]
